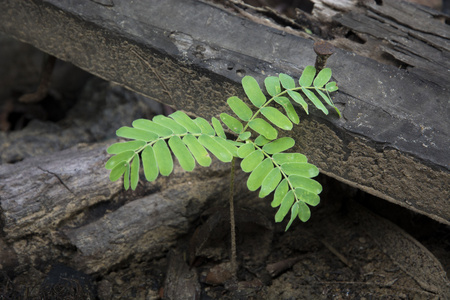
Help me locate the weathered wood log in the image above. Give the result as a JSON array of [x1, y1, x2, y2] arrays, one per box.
[[0, 141, 248, 273], [0, 0, 448, 226]]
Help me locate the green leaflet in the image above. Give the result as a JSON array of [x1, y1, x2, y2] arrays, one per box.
[[279, 73, 295, 89], [262, 137, 295, 154], [183, 134, 211, 167], [241, 149, 264, 172], [289, 175, 322, 194], [260, 107, 293, 130], [194, 118, 216, 136], [285, 202, 299, 231], [313, 68, 332, 88], [214, 136, 238, 157], [141, 146, 158, 181], [220, 113, 243, 134], [301, 87, 329, 115], [275, 190, 294, 222], [198, 134, 233, 162], [153, 139, 173, 176], [287, 90, 308, 114], [247, 158, 273, 191], [264, 76, 281, 96], [272, 179, 288, 207], [211, 117, 226, 139], [124, 162, 130, 190], [239, 131, 251, 141], [254, 135, 270, 146], [294, 188, 320, 206], [280, 162, 319, 178], [170, 111, 201, 134], [259, 167, 282, 198], [116, 127, 158, 142], [109, 162, 128, 182], [326, 81, 338, 92], [130, 155, 140, 190], [132, 119, 173, 136], [249, 118, 277, 140], [153, 115, 187, 134], [227, 96, 253, 121], [107, 140, 146, 154], [242, 76, 266, 108], [299, 66, 316, 87], [315, 88, 342, 118], [274, 97, 300, 124], [298, 201, 311, 222], [237, 143, 254, 158], [105, 150, 135, 170], [273, 153, 307, 164], [169, 136, 195, 172]]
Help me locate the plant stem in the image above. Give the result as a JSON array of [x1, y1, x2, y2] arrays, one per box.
[[229, 156, 237, 279]]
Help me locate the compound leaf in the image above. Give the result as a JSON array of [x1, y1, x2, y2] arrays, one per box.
[[294, 188, 320, 206], [280, 162, 319, 178], [274, 97, 300, 124], [313, 68, 332, 88], [211, 117, 226, 139], [141, 146, 158, 181], [285, 202, 299, 231], [170, 111, 201, 134], [299, 66, 316, 87], [105, 150, 135, 170], [130, 155, 140, 190], [220, 113, 243, 134], [302, 87, 328, 115], [107, 140, 146, 154], [153, 139, 173, 176], [247, 158, 273, 191], [237, 143, 255, 158], [260, 107, 293, 130], [275, 190, 294, 222], [242, 76, 266, 108], [249, 118, 277, 140], [287, 90, 308, 114], [153, 115, 187, 134], [264, 76, 281, 96], [198, 134, 233, 162], [262, 137, 295, 154], [279, 73, 295, 89], [183, 134, 211, 167], [116, 127, 158, 142], [273, 153, 307, 165], [272, 179, 288, 207], [227, 96, 253, 121], [298, 201, 311, 222], [241, 149, 264, 172], [289, 175, 322, 194], [132, 119, 173, 136], [259, 167, 282, 198], [109, 162, 128, 182], [169, 136, 195, 171]]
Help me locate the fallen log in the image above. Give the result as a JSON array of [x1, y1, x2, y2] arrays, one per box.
[[0, 0, 448, 225]]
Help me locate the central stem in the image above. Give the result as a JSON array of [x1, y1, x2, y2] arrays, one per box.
[[229, 157, 237, 279]]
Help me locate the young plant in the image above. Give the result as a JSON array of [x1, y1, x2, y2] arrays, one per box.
[[105, 66, 339, 231]]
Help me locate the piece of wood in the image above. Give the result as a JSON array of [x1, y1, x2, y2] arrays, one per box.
[[0, 0, 448, 224]]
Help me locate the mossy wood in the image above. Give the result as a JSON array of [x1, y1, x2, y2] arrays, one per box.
[[0, 0, 448, 224]]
